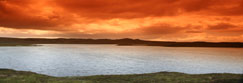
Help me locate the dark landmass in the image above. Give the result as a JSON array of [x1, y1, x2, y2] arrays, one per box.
[[0, 69, 242, 83], [0, 37, 243, 48], [0, 43, 36, 46]]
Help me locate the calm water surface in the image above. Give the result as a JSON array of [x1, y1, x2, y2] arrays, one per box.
[[0, 44, 243, 77]]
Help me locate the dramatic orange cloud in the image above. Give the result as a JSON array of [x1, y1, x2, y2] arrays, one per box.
[[0, 0, 243, 42]]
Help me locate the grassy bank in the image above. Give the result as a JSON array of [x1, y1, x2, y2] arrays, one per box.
[[0, 69, 242, 83]]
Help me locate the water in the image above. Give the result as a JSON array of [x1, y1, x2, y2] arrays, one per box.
[[0, 44, 243, 77]]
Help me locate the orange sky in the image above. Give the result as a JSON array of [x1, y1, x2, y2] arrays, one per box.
[[0, 0, 243, 42]]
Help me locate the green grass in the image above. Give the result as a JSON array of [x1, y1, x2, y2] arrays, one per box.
[[0, 69, 242, 83]]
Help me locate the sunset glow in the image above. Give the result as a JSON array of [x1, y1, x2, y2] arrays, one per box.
[[1, 0, 243, 42]]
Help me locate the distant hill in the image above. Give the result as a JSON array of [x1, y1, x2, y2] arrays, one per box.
[[0, 37, 243, 48]]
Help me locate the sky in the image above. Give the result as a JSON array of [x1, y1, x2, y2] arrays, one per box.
[[0, 0, 243, 42]]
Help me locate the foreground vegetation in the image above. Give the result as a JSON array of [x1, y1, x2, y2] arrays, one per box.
[[0, 69, 242, 83]]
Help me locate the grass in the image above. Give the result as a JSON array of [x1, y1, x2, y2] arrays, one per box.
[[0, 69, 242, 83]]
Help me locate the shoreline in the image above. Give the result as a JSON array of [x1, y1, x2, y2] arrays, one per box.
[[1, 37, 243, 48], [0, 69, 242, 83], [1, 43, 243, 48], [0, 43, 38, 47]]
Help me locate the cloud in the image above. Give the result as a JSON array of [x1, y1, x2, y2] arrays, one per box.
[[1, 0, 243, 30], [52, 0, 181, 19], [137, 24, 185, 35], [0, 0, 243, 42], [0, 0, 72, 30], [53, 0, 243, 19], [207, 23, 243, 36], [185, 31, 203, 33], [208, 23, 237, 30]]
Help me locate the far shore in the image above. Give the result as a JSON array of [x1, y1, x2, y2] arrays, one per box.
[[1, 37, 243, 48], [0, 43, 38, 47]]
